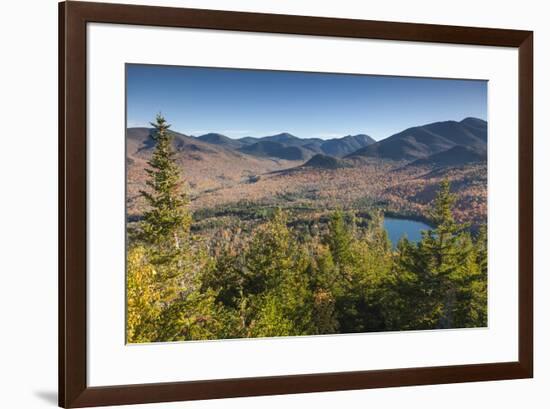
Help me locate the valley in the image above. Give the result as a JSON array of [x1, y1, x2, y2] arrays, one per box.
[[126, 118, 487, 241]]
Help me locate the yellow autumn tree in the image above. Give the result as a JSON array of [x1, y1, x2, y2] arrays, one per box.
[[127, 246, 161, 343]]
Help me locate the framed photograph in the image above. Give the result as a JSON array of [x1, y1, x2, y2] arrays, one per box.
[[59, 1, 533, 407]]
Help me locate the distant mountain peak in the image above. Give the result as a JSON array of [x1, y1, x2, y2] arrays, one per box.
[[346, 118, 487, 162], [197, 132, 243, 149], [461, 117, 487, 124], [199, 132, 225, 137], [239, 140, 309, 161], [263, 132, 300, 142], [271, 132, 297, 138], [302, 154, 350, 169], [343, 134, 376, 143], [171, 130, 377, 159], [320, 134, 375, 157]]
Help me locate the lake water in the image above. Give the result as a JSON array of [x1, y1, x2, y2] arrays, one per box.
[[383, 217, 431, 247]]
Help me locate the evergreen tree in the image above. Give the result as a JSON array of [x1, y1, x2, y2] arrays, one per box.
[[155, 288, 236, 341], [450, 232, 487, 327], [392, 180, 486, 329], [130, 114, 222, 341], [352, 210, 393, 331], [384, 236, 419, 330], [450, 225, 487, 328], [329, 210, 393, 333], [244, 209, 300, 295], [305, 242, 339, 334], [137, 114, 199, 301], [139, 114, 192, 257], [364, 210, 392, 254], [326, 210, 355, 268], [242, 209, 313, 337], [201, 227, 248, 309], [475, 225, 488, 277]]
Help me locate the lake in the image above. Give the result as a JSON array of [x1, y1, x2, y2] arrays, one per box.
[[383, 217, 431, 247]]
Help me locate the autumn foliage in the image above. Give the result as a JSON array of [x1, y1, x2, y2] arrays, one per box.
[[127, 116, 488, 343]]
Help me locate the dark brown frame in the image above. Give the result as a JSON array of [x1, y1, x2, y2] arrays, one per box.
[[59, 1, 533, 407]]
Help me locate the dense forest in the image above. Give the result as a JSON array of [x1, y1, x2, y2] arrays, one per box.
[[127, 115, 488, 343]]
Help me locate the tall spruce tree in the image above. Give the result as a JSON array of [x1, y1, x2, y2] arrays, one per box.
[[137, 114, 198, 300], [326, 210, 355, 268], [134, 115, 228, 341], [423, 179, 470, 328], [139, 114, 192, 256], [324, 209, 393, 333], [392, 180, 484, 329]]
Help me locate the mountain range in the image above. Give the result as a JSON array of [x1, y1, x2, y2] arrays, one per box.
[[196, 131, 376, 160], [347, 118, 487, 163], [127, 117, 487, 169], [126, 117, 488, 228]]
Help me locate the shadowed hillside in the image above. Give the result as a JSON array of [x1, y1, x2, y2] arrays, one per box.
[[194, 131, 376, 159], [409, 145, 486, 168], [320, 134, 376, 156], [347, 119, 487, 161], [239, 140, 310, 160], [302, 153, 351, 169], [197, 133, 244, 149], [126, 127, 304, 218], [460, 117, 488, 141], [261, 132, 319, 146]]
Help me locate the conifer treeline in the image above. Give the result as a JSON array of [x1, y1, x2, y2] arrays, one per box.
[[127, 115, 487, 343]]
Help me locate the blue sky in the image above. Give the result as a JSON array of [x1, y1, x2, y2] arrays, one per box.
[[126, 64, 487, 141]]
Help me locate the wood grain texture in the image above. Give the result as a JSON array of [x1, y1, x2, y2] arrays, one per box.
[[59, 1, 533, 407], [518, 33, 534, 376]]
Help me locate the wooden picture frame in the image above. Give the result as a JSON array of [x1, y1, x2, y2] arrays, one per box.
[[59, 1, 533, 407]]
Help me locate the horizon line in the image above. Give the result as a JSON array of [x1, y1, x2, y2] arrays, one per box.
[[126, 116, 487, 142]]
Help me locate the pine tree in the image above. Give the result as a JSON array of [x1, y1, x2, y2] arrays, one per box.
[[384, 237, 418, 330], [392, 180, 482, 329], [130, 114, 222, 341], [303, 239, 340, 335], [451, 232, 487, 327], [353, 210, 393, 331], [450, 225, 488, 328], [364, 210, 392, 253], [139, 114, 192, 256], [244, 209, 298, 295], [136, 114, 198, 300], [242, 209, 313, 337], [201, 226, 249, 311], [475, 225, 488, 277], [326, 210, 393, 333], [326, 210, 355, 268], [155, 287, 236, 341]]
